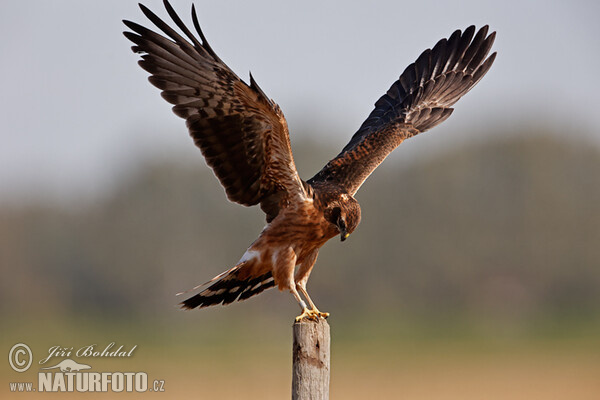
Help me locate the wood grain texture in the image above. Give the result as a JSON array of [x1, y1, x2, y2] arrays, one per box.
[[292, 319, 330, 400]]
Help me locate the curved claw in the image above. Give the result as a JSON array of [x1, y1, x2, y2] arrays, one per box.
[[295, 308, 329, 322]]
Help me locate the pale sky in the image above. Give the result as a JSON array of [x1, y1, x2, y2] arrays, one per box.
[[1, 0, 598, 204]]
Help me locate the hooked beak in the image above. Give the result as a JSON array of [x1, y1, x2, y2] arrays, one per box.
[[340, 230, 349, 242]]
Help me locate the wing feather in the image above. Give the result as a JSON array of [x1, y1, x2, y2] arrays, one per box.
[[309, 26, 496, 195], [124, 1, 305, 221]]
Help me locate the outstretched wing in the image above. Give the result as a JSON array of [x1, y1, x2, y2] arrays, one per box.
[[309, 25, 496, 195], [123, 1, 306, 221]]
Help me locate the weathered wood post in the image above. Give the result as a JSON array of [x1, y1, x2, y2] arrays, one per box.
[[292, 319, 330, 400]]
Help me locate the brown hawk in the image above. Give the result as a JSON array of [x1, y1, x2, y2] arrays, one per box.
[[124, 1, 496, 321]]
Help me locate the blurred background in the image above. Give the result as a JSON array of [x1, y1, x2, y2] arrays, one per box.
[[1, 1, 599, 399]]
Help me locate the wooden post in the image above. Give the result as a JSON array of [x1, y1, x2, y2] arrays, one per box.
[[292, 319, 330, 400]]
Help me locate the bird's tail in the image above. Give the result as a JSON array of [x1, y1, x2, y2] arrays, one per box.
[[179, 261, 275, 309]]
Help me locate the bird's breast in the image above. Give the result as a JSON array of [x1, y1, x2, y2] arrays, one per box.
[[248, 202, 336, 261]]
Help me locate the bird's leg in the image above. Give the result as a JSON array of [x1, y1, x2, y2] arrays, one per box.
[[291, 286, 318, 322], [297, 283, 329, 319], [272, 246, 319, 322], [291, 286, 307, 311], [293, 249, 328, 321]]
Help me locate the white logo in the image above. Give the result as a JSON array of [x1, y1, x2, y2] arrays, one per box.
[[8, 343, 32, 373], [40, 359, 91, 372], [8, 342, 165, 393]]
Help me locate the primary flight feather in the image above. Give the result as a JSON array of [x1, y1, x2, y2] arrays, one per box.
[[124, 0, 496, 321]]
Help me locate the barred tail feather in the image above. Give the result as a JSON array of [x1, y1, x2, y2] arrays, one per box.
[[180, 264, 275, 309]]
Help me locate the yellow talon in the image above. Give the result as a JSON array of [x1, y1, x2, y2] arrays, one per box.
[[295, 308, 329, 322], [296, 308, 317, 322]]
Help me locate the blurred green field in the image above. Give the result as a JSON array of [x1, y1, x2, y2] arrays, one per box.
[[3, 132, 600, 399], [4, 314, 599, 399]]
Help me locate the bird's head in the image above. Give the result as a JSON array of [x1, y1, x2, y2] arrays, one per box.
[[325, 193, 361, 242]]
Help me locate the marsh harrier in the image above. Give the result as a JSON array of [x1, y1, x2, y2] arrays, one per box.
[[124, 1, 496, 320]]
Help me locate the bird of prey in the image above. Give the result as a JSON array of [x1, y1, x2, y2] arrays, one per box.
[[124, 1, 496, 321]]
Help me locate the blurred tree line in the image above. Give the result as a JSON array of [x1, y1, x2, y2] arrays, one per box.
[[2, 128, 599, 330]]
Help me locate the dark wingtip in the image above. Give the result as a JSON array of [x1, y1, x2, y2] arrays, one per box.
[[249, 71, 274, 105], [189, 3, 221, 62], [138, 2, 151, 15], [465, 25, 476, 34], [163, 0, 176, 16], [487, 31, 497, 47], [122, 19, 138, 31]]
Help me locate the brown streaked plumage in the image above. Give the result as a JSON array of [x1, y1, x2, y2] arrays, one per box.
[[124, 1, 496, 320]]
